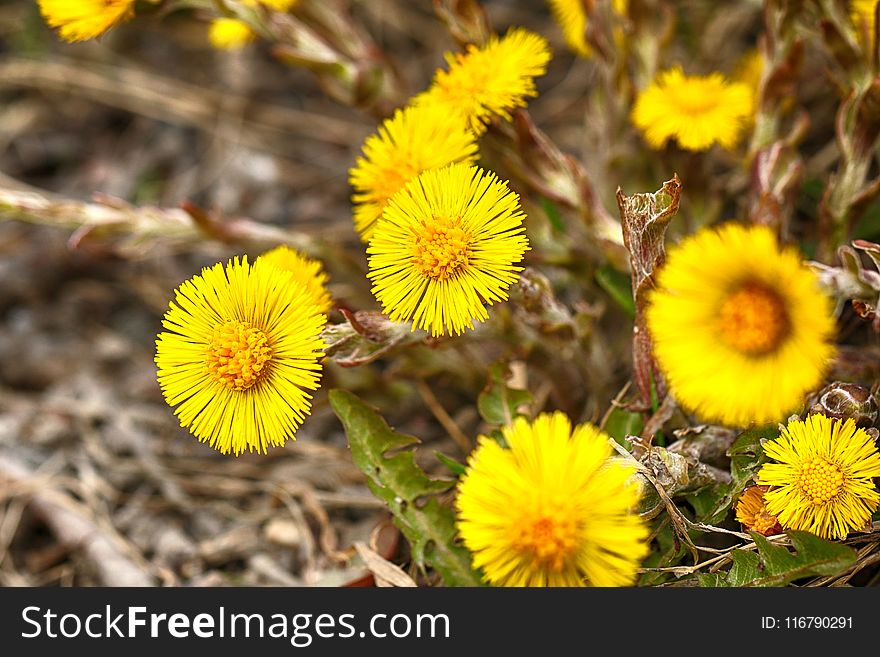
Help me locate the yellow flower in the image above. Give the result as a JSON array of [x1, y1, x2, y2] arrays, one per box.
[[349, 104, 478, 242], [37, 0, 135, 42], [209, 18, 256, 50], [155, 257, 326, 455], [851, 0, 877, 47], [733, 49, 764, 115], [735, 485, 782, 536], [257, 245, 333, 314], [631, 66, 753, 151], [646, 223, 836, 427], [548, 0, 592, 57], [456, 412, 649, 587], [547, 0, 628, 58], [367, 163, 529, 337], [244, 0, 298, 10], [414, 27, 552, 135], [757, 415, 880, 540]]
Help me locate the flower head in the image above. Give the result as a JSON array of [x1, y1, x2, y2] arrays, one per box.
[[632, 66, 753, 151], [646, 223, 836, 427], [548, 0, 628, 58], [757, 415, 880, 539], [246, 0, 298, 10], [349, 104, 478, 242], [734, 49, 764, 114], [155, 257, 326, 455], [851, 0, 877, 47], [548, 0, 592, 57], [456, 412, 649, 587], [257, 246, 333, 314], [37, 0, 135, 42], [367, 163, 529, 337], [209, 18, 256, 50], [735, 485, 782, 536], [414, 28, 551, 135]]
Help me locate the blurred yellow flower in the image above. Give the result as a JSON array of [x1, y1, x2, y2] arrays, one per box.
[[414, 27, 552, 135], [37, 0, 135, 42], [758, 415, 880, 540], [257, 245, 333, 314], [244, 0, 298, 10], [349, 104, 478, 242], [733, 49, 764, 114], [367, 163, 529, 337], [456, 412, 649, 587], [646, 223, 836, 427], [548, 0, 592, 57], [209, 18, 256, 50], [851, 0, 878, 47], [632, 66, 753, 151], [547, 0, 628, 58], [155, 257, 326, 455]]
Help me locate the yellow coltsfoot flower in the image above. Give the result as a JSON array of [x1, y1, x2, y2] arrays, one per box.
[[367, 163, 529, 337], [209, 18, 256, 50], [851, 0, 878, 48], [456, 412, 649, 587], [349, 104, 478, 242], [155, 257, 326, 455], [414, 27, 551, 135], [547, 0, 628, 58], [37, 0, 135, 42], [757, 415, 880, 540], [646, 223, 836, 427], [548, 0, 593, 57], [735, 485, 782, 536], [632, 66, 753, 151], [257, 245, 333, 315], [245, 0, 299, 10]]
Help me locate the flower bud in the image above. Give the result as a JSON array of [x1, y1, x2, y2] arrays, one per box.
[[805, 382, 878, 428]]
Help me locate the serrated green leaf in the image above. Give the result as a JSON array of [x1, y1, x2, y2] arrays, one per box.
[[435, 451, 467, 477], [329, 389, 483, 587], [700, 531, 857, 587], [477, 362, 532, 426]]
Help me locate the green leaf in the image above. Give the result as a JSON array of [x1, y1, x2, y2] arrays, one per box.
[[685, 483, 726, 519], [435, 451, 467, 477], [602, 406, 642, 448], [329, 389, 483, 587], [595, 265, 635, 318], [487, 429, 508, 448], [699, 532, 857, 587], [477, 362, 532, 426], [539, 197, 565, 233]]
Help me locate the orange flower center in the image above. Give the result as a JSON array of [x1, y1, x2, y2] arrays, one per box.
[[512, 507, 579, 572], [798, 458, 844, 504], [412, 216, 471, 281], [718, 282, 789, 355], [751, 508, 779, 535], [736, 486, 780, 535], [206, 320, 272, 391]]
